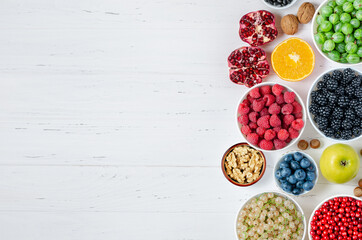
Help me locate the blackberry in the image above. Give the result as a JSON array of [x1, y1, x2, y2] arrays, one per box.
[[323, 74, 332, 82], [356, 103, 362, 118], [344, 108, 355, 120], [355, 87, 362, 98], [327, 92, 337, 104], [317, 80, 326, 90], [315, 94, 328, 106], [350, 99, 359, 109], [337, 96, 349, 108], [315, 116, 329, 130], [335, 87, 344, 96], [332, 107, 344, 119], [326, 78, 338, 91], [341, 130, 353, 140], [352, 127, 361, 137], [309, 103, 319, 115], [342, 119, 353, 130], [334, 131, 342, 139], [323, 128, 334, 137], [318, 106, 331, 117], [351, 75, 361, 88], [353, 118, 361, 127], [344, 85, 355, 97], [343, 68, 355, 79], [330, 119, 341, 130], [332, 70, 343, 82]]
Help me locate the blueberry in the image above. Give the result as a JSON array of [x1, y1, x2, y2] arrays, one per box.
[[279, 178, 288, 185], [306, 171, 316, 181], [293, 152, 303, 161], [284, 154, 293, 162], [275, 169, 283, 179], [287, 175, 297, 184], [290, 161, 301, 170], [280, 161, 290, 169], [281, 168, 292, 178], [292, 188, 303, 195], [281, 182, 293, 193], [307, 165, 315, 171], [300, 158, 311, 168], [296, 180, 305, 189], [303, 181, 314, 191], [294, 169, 306, 181]]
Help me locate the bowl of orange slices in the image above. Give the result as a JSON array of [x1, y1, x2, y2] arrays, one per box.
[[271, 37, 315, 82]]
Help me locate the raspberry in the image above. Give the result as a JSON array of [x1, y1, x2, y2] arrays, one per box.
[[247, 133, 259, 145], [285, 137, 292, 143], [249, 87, 261, 99], [259, 139, 273, 150], [272, 84, 284, 96], [238, 103, 250, 115], [270, 114, 281, 127], [281, 103, 293, 115], [247, 94, 254, 103], [248, 111, 259, 123], [252, 98, 265, 112], [291, 119, 304, 130], [268, 103, 281, 115], [277, 129, 289, 141], [256, 127, 266, 137], [249, 122, 258, 129], [260, 108, 269, 117], [284, 91, 296, 104], [294, 112, 303, 119], [281, 122, 289, 130], [288, 127, 299, 139], [257, 115, 271, 129], [238, 115, 249, 126], [273, 139, 286, 150], [273, 127, 281, 133], [263, 94, 276, 106], [264, 129, 276, 141], [275, 94, 285, 105], [260, 85, 272, 95], [241, 125, 252, 135], [283, 114, 295, 126], [241, 99, 250, 106], [292, 101, 302, 114]]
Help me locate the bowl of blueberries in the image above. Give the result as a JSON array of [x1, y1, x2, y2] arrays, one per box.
[[274, 151, 319, 195], [262, 0, 298, 9]]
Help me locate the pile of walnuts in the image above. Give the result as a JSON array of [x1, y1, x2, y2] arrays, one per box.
[[281, 2, 315, 35]]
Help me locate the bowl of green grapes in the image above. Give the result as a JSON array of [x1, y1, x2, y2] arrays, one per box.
[[312, 0, 362, 64]]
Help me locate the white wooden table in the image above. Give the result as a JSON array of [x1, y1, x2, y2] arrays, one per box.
[[0, 0, 360, 239]]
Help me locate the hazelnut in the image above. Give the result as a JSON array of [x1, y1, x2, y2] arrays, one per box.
[[354, 187, 362, 197], [359, 179, 362, 188], [298, 140, 308, 150], [281, 14, 299, 35], [310, 139, 320, 149], [297, 2, 315, 24]]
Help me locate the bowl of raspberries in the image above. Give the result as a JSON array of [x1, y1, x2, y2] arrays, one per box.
[[237, 83, 307, 151], [307, 68, 362, 141]]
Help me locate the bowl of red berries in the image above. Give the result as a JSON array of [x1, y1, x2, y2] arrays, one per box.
[[307, 68, 362, 142], [237, 83, 307, 151], [308, 195, 362, 240]]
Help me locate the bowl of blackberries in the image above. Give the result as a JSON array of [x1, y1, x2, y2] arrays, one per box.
[[274, 151, 318, 196], [307, 68, 362, 141], [262, 0, 298, 9]]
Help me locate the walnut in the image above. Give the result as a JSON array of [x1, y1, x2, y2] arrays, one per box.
[[354, 187, 362, 197], [297, 2, 315, 24], [281, 14, 299, 35]]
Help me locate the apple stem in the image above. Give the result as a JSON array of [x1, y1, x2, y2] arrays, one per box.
[[341, 160, 347, 166]]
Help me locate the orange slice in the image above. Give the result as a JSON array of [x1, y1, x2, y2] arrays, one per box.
[[271, 37, 315, 82]]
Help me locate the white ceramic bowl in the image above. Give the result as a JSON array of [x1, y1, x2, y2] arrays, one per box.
[[235, 191, 307, 240], [236, 82, 307, 152], [261, 0, 298, 10], [311, 0, 362, 65], [307, 67, 362, 142], [274, 151, 319, 196], [308, 195, 362, 240]]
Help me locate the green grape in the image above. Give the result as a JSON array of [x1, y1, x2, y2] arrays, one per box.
[[350, 18, 361, 28], [334, 22, 343, 32], [355, 29, 362, 39], [336, 42, 347, 52], [314, 33, 327, 44], [346, 42, 358, 53], [351, 10, 357, 17], [336, 0, 347, 6], [354, 0, 362, 10], [357, 39, 362, 46], [328, 0, 337, 8], [324, 39, 336, 51], [357, 47, 362, 57], [346, 53, 361, 63], [345, 34, 355, 43], [342, 2, 354, 12], [325, 31, 334, 39], [334, 6, 344, 14], [342, 22, 354, 34], [317, 25, 323, 33], [357, 10, 362, 21], [321, 6, 334, 17], [321, 21, 333, 32], [340, 13, 351, 23], [316, 15, 326, 25], [332, 32, 345, 43], [347, 0, 354, 2], [329, 14, 340, 24], [328, 50, 341, 61]]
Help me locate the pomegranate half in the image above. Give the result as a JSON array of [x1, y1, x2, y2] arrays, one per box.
[[239, 10, 278, 47], [227, 46, 270, 88]]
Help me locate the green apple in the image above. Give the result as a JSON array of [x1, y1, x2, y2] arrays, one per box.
[[320, 143, 360, 184]]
